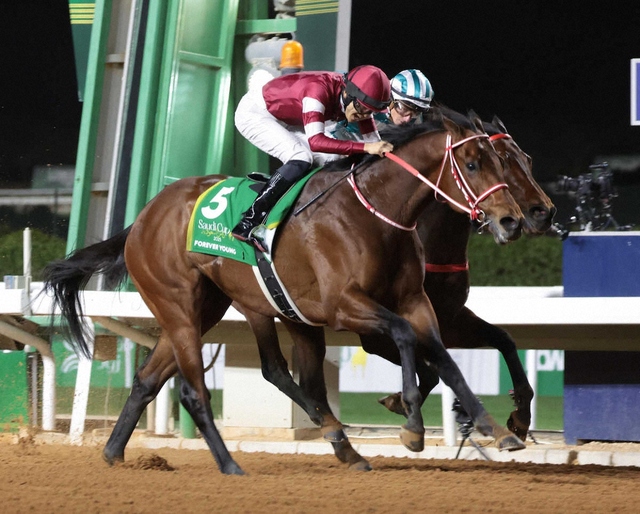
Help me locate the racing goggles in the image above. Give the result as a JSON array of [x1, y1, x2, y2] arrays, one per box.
[[393, 100, 430, 117]]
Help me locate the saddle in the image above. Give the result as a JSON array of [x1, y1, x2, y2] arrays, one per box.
[[187, 172, 320, 324]]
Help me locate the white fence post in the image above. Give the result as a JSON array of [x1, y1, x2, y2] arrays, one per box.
[[155, 381, 171, 435], [69, 321, 94, 445], [441, 385, 457, 446], [526, 350, 538, 431]]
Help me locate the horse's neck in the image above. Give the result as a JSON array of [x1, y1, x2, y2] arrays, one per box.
[[417, 202, 471, 264], [358, 136, 451, 228]]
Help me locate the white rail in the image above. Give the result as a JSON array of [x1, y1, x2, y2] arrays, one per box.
[[3, 282, 640, 444], [25, 285, 640, 350]]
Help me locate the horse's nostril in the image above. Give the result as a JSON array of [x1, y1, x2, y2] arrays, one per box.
[[500, 216, 521, 233], [529, 205, 552, 221]]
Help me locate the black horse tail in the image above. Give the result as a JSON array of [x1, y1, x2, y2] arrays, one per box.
[[42, 226, 132, 358]]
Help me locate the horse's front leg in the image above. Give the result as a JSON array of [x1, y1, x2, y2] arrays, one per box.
[[382, 314, 430, 451], [334, 296, 427, 452], [394, 290, 527, 452], [286, 320, 371, 471], [243, 311, 326, 426], [440, 306, 533, 441], [360, 333, 440, 417], [244, 310, 371, 470], [415, 327, 526, 452]]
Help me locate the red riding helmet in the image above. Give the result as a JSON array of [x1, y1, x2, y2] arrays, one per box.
[[344, 65, 391, 112]]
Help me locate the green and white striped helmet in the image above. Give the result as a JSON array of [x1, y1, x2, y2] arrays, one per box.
[[390, 69, 434, 111]]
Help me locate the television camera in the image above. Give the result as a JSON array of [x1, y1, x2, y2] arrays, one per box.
[[550, 162, 631, 237]]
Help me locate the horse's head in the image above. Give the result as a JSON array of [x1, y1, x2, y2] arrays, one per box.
[[354, 112, 523, 243], [484, 115, 557, 234], [432, 112, 524, 244]]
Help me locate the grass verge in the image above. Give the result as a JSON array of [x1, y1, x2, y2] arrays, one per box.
[[340, 393, 563, 431]]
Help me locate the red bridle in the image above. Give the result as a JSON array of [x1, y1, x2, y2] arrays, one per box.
[[422, 132, 514, 274], [348, 131, 509, 231], [347, 130, 512, 273], [385, 133, 509, 221]]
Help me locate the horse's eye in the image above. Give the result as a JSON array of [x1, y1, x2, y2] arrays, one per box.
[[466, 162, 478, 172]]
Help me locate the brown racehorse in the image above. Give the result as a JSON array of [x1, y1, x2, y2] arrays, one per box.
[[239, 111, 554, 469], [370, 113, 557, 438], [44, 114, 525, 475]]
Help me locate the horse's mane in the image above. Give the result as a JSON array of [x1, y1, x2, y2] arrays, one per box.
[[320, 105, 490, 173], [378, 117, 445, 147], [322, 117, 446, 172], [433, 104, 510, 138], [428, 102, 479, 132]]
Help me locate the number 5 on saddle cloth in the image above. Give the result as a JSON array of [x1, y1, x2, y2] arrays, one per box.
[[186, 171, 321, 324]]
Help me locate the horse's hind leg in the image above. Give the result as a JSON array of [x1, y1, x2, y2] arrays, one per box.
[[286, 321, 371, 471], [244, 312, 370, 471], [163, 322, 243, 475], [103, 341, 177, 465], [175, 365, 243, 475]]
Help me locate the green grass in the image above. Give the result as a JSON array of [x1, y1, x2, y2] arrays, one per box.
[[339, 393, 563, 431], [56, 387, 224, 428], [53, 389, 562, 431], [468, 232, 563, 286]]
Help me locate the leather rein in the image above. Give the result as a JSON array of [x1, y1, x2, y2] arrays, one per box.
[[348, 131, 513, 272], [348, 132, 509, 231]]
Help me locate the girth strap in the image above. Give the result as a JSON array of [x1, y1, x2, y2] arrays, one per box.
[[252, 250, 322, 326]]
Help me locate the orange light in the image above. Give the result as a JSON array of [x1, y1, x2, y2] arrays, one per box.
[[280, 41, 304, 70]]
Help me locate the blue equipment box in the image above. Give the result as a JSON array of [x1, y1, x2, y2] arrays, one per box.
[[564, 352, 640, 444], [563, 232, 640, 297], [562, 232, 640, 444]]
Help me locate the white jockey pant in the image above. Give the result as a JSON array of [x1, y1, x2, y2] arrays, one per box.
[[234, 87, 340, 167]]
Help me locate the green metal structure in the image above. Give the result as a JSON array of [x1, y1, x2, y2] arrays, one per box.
[[63, 0, 294, 437], [0, 351, 29, 429], [67, 0, 295, 254], [62, 0, 350, 437]]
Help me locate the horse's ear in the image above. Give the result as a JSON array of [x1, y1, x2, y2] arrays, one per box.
[[468, 110, 484, 133], [430, 106, 444, 124], [492, 115, 508, 134]]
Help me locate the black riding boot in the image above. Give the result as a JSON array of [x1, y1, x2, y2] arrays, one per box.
[[232, 160, 310, 251]]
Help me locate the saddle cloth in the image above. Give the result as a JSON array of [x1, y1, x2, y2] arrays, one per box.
[[186, 173, 315, 265]]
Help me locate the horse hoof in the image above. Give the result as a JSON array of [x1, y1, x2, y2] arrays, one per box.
[[222, 461, 245, 475], [400, 425, 424, 452], [102, 450, 123, 466], [348, 459, 373, 472], [497, 433, 526, 452], [378, 393, 407, 417], [507, 411, 530, 442]]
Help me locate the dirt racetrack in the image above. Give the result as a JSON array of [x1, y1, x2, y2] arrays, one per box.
[[1, 434, 639, 514]]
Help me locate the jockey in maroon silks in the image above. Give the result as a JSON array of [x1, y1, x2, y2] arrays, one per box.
[[232, 65, 394, 252]]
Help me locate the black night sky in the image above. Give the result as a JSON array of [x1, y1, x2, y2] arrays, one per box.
[[1, 1, 639, 225], [0, 1, 81, 188], [351, 1, 640, 184]]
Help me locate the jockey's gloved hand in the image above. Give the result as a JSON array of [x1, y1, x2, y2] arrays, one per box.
[[365, 140, 394, 157]]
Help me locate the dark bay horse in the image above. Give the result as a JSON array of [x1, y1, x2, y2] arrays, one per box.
[[239, 113, 553, 469], [44, 116, 525, 475], [371, 115, 556, 438]]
